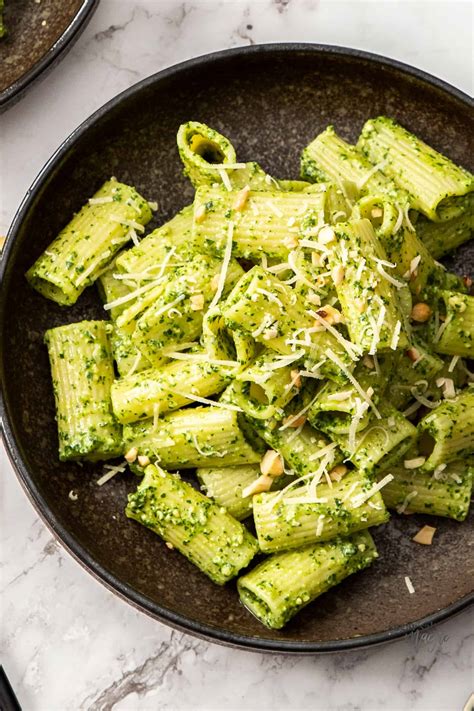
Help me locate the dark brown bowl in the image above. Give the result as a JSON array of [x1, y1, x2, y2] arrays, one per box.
[[1, 45, 473, 653], [0, 0, 98, 111]]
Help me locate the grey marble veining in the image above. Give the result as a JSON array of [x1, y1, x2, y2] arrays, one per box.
[[1, 2, 473, 709]]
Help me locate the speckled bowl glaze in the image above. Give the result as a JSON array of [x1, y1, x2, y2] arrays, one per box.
[[1, 45, 473, 653], [0, 0, 98, 111]]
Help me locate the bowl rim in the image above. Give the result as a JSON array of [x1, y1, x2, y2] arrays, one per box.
[[0, 0, 99, 111], [1, 42, 473, 653]]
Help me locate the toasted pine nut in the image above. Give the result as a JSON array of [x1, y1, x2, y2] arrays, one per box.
[[405, 347, 420, 363], [410, 302, 432, 322], [137, 455, 150, 467], [282, 414, 306, 428], [233, 185, 251, 211], [195, 204, 207, 223], [190, 294, 205, 311], [330, 464, 348, 482], [242, 474, 273, 498], [260, 450, 284, 478], [290, 369, 302, 389], [125, 447, 138, 463], [331, 264, 345, 286]]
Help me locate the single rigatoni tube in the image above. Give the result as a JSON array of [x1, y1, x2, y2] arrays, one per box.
[[357, 117, 474, 221], [111, 353, 234, 423], [238, 531, 378, 629], [126, 464, 259, 584], [380, 459, 473, 521], [418, 389, 474, 471], [307, 358, 390, 435], [192, 185, 329, 261], [252, 468, 389, 552], [329, 219, 410, 353], [351, 195, 446, 295], [26, 179, 152, 305], [300, 125, 408, 206], [177, 121, 238, 187], [201, 307, 259, 367], [44, 321, 122, 461], [122, 406, 264, 469]]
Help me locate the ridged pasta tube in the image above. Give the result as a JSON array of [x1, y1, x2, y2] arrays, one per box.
[[27, 179, 152, 305], [238, 531, 378, 629], [126, 464, 259, 584], [44, 321, 122, 461]]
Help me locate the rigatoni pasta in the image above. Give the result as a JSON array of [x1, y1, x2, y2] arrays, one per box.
[[29, 116, 473, 630]]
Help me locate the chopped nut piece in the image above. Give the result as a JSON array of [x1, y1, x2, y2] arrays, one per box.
[[404, 456, 426, 469], [311, 252, 325, 268], [165, 541, 174, 549], [242, 474, 273, 498], [371, 207, 383, 218], [329, 464, 348, 482], [406, 347, 421, 363], [137, 455, 150, 467], [318, 226, 335, 244], [282, 414, 306, 428], [410, 302, 432, 322], [125, 447, 138, 463], [260, 449, 284, 477], [210, 273, 220, 291], [190, 294, 205, 311], [331, 264, 345, 286], [284, 235, 299, 249], [413, 525, 436, 545], [355, 298, 367, 313], [290, 369, 302, 388], [233, 185, 251, 211], [316, 304, 344, 326], [363, 354, 375, 370], [194, 204, 207, 223]]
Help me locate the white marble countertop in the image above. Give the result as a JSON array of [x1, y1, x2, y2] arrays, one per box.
[[1, 1, 473, 709]]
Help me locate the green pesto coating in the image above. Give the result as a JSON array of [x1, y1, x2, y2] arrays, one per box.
[[416, 197, 474, 259], [111, 353, 234, 424], [123, 406, 264, 470], [253, 468, 389, 552], [232, 351, 301, 420], [26, 179, 152, 306], [418, 389, 474, 471], [192, 185, 329, 261], [134, 254, 244, 367], [331, 405, 417, 474], [308, 357, 391, 435], [431, 291, 474, 358], [44, 320, 122, 461], [238, 531, 378, 629], [126, 464, 259, 584], [380, 459, 473, 521], [221, 266, 353, 381], [329, 219, 410, 353], [357, 117, 474, 221]]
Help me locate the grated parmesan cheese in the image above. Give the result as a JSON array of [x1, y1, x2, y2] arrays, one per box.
[[208, 222, 235, 311], [404, 576, 415, 594]]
